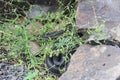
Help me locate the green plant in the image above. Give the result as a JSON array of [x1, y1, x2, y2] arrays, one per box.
[[0, 0, 82, 79]]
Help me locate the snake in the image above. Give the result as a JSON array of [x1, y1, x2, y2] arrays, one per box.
[[41, 30, 65, 38], [44, 33, 120, 76]]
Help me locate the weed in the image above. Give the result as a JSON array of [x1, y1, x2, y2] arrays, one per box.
[[0, 0, 82, 80]]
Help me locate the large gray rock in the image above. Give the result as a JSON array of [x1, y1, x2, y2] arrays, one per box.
[[75, 0, 120, 41], [59, 45, 120, 80]]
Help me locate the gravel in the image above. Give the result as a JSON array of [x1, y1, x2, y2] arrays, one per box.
[[0, 62, 28, 80]]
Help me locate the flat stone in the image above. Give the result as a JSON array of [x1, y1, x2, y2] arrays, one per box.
[[59, 45, 120, 80], [75, 0, 120, 41], [29, 41, 40, 55], [26, 21, 44, 35]]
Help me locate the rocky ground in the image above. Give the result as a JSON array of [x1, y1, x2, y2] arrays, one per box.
[[1, 0, 120, 80], [0, 0, 75, 79], [0, 62, 27, 80], [59, 0, 120, 80], [59, 45, 120, 80]]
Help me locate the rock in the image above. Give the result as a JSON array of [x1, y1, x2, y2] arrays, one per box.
[[59, 45, 120, 80], [75, 0, 120, 41], [29, 41, 40, 55], [26, 5, 58, 18], [26, 21, 44, 35], [27, 0, 58, 5], [0, 62, 28, 80]]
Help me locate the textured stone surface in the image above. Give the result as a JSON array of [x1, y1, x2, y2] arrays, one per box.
[[26, 21, 43, 35], [27, 5, 58, 18], [59, 45, 120, 80], [75, 0, 120, 41], [0, 62, 28, 80], [29, 41, 40, 55]]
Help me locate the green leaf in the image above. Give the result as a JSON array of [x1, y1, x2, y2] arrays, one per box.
[[23, 69, 39, 80]]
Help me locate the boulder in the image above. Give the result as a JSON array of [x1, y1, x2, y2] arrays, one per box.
[[59, 45, 120, 80], [75, 0, 120, 41]]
